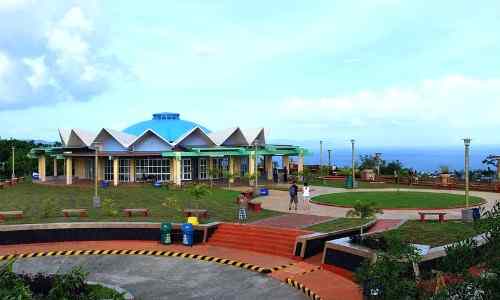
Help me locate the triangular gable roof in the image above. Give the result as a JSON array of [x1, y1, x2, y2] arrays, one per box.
[[208, 127, 245, 146], [72, 128, 96, 147], [128, 129, 173, 148], [58, 128, 71, 146], [93, 128, 137, 149], [173, 126, 216, 147], [241, 128, 265, 145]]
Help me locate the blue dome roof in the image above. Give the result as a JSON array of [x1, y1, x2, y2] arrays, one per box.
[[123, 113, 210, 142]]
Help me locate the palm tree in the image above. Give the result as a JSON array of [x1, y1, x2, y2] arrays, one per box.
[[186, 184, 211, 209], [346, 200, 383, 235]]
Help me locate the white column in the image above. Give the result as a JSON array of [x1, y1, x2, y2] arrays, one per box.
[[65, 157, 72, 185], [229, 156, 235, 183], [113, 158, 119, 186], [53, 158, 58, 177], [265, 156, 273, 181], [173, 154, 182, 186], [38, 155, 46, 182]]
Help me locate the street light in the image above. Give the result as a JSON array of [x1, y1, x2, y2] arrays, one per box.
[[11, 145, 15, 180], [91, 142, 102, 208], [463, 138, 471, 208], [328, 149, 332, 168], [319, 140, 323, 168], [351, 139, 356, 189]]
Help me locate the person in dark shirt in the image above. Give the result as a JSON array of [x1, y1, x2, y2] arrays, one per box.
[[288, 181, 298, 211]]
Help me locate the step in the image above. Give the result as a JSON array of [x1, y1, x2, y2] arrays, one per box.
[[210, 232, 299, 243], [209, 241, 293, 256], [209, 236, 295, 249], [217, 224, 309, 235], [213, 228, 304, 239]]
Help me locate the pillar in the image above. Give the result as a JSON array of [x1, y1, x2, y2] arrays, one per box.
[[298, 154, 304, 176], [130, 159, 136, 182], [172, 154, 182, 186], [265, 156, 273, 181], [282, 155, 289, 170], [53, 158, 58, 177], [65, 157, 72, 185], [233, 156, 241, 177], [97, 158, 103, 181], [113, 158, 119, 186], [38, 155, 46, 182], [229, 156, 235, 183], [248, 153, 255, 176]]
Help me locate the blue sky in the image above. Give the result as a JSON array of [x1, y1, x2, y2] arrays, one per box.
[[1, 0, 500, 148]]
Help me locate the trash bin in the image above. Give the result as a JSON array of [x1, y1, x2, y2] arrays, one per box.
[[344, 176, 353, 189], [153, 181, 162, 188], [462, 208, 474, 222], [100, 180, 109, 188], [472, 207, 481, 221], [160, 222, 172, 245], [187, 216, 199, 225], [259, 188, 269, 196], [181, 223, 194, 246]]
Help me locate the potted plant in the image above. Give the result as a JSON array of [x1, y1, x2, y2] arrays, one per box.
[[439, 165, 450, 186]]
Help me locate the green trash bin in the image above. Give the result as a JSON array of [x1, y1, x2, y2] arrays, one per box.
[[160, 222, 172, 245], [344, 175, 354, 189]]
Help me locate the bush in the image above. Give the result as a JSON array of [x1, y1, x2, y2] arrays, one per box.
[[101, 198, 118, 217], [439, 238, 479, 275], [0, 260, 32, 300], [41, 198, 58, 218]]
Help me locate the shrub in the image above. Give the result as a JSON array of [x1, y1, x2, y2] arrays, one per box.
[[101, 198, 118, 217], [41, 198, 58, 218], [0, 260, 32, 300], [47, 267, 87, 300]]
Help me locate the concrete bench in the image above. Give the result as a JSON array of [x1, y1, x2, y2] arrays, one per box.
[[183, 209, 208, 219], [62, 208, 88, 218], [0, 211, 24, 222], [123, 208, 150, 217], [418, 212, 447, 223]]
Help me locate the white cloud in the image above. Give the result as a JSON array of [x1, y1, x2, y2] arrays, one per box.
[[23, 56, 48, 89], [280, 75, 500, 130], [60, 6, 93, 32], [0, 0, 32, 11], [0, 52, 11, 78]]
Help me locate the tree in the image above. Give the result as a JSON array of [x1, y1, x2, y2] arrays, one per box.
[[346, 200, 382, 235], [207, 167, 220, 188], [381, 160, 406, 176], [186, 184, 211, 209]]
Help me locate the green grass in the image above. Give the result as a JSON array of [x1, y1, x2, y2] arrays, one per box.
[[383, 220, 481, 247], [306, 218, 370, 233], [309, 178, 423, 189], [312, 191, 484, 209], [0, 183, 280, 224]]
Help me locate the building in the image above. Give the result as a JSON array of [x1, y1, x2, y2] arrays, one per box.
[[30, 112, 306, 186]]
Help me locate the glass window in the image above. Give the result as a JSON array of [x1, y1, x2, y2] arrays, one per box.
[[241, 157, 249, 176], [135, 158, 171, 182], [199, 158, 208, 180], [182, 158, 192, 180], [211, 158, 226, 179], [104, 159, 113, 181], [119, 159, 130, 182]]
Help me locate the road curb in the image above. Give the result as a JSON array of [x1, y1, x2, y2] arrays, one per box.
[[286, 277, 322, 300]]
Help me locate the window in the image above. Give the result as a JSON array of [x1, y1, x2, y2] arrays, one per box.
[[119, 159, 130, 182], [135, 158, 171, 182], [104, 159, 113, 181], [85, 159, 95, 179], [211, 158, 226, 179], [240, 157, 249, 176], [182, 158, 192, 180], [199, 158, 208, 180]]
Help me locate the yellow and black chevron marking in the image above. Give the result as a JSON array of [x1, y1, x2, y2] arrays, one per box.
[[286, 278, 322, 300], [301, 266, 321, 276], [271, 262, 295, 272], [0, 250, 276, 274]]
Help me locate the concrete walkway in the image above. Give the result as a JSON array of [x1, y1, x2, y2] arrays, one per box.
[[259, 186, 499, 220]]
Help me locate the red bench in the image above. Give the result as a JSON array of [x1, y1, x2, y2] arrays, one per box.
[[248, 200, 262, 212], [183, 209, 209, 219], [0, 211, 24, 222], [123, 208, 150, 217], [62, 209, 88, 218], [418, 212, 447, 223]]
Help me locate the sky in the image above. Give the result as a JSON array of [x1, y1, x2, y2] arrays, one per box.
[[1, 0, 500, 149]]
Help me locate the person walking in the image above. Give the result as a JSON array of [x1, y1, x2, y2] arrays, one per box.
[[289, 181, 298, 211], [302, 182, 311, 210], [237, 193, 249, 223]]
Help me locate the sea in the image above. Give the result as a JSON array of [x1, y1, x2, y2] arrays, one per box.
[[277, 143, 500, 173]]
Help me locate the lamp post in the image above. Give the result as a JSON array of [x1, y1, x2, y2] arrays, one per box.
[[91, 142, 102, 208], [351, 139, 356, 189], [319, 140, 323, 168], [463, 138, 471, 208], [11, 145, 15, 180], [328, 149, 332, 168], [375, 152, 382, 177]]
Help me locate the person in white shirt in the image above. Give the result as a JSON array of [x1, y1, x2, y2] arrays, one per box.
[[302, 182, 311, 210]]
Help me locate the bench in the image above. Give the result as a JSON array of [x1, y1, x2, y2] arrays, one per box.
[[0, 211, 24, 222], [418, 212, 447, 223], [62, 208, 88, 218], [183, 209, 209, 219], [123, 208, 150, 217], [0, 183, 4, 189], [248, 200, 262, 212]]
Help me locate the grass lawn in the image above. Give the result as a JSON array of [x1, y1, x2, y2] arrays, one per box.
[[312, 191, 484, 209], [0, 183, 280, 224], [306, 218, 371, 233], [309, 178, 424, 189], [383, 220, 481, 247]]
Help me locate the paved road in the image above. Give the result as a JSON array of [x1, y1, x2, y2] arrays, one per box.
[[259, 186, 500, 220], [12, 255, 307, 300]]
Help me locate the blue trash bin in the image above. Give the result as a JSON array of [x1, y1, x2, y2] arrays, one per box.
[[153, 181, 162, 188], [100, 180, 109, 188], [181, 223, 194, 246], [472, 208, 481, 221], [259, 188, 269, 196]]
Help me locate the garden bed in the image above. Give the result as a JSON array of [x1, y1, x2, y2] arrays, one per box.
[[312, 191, 484, 209]]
